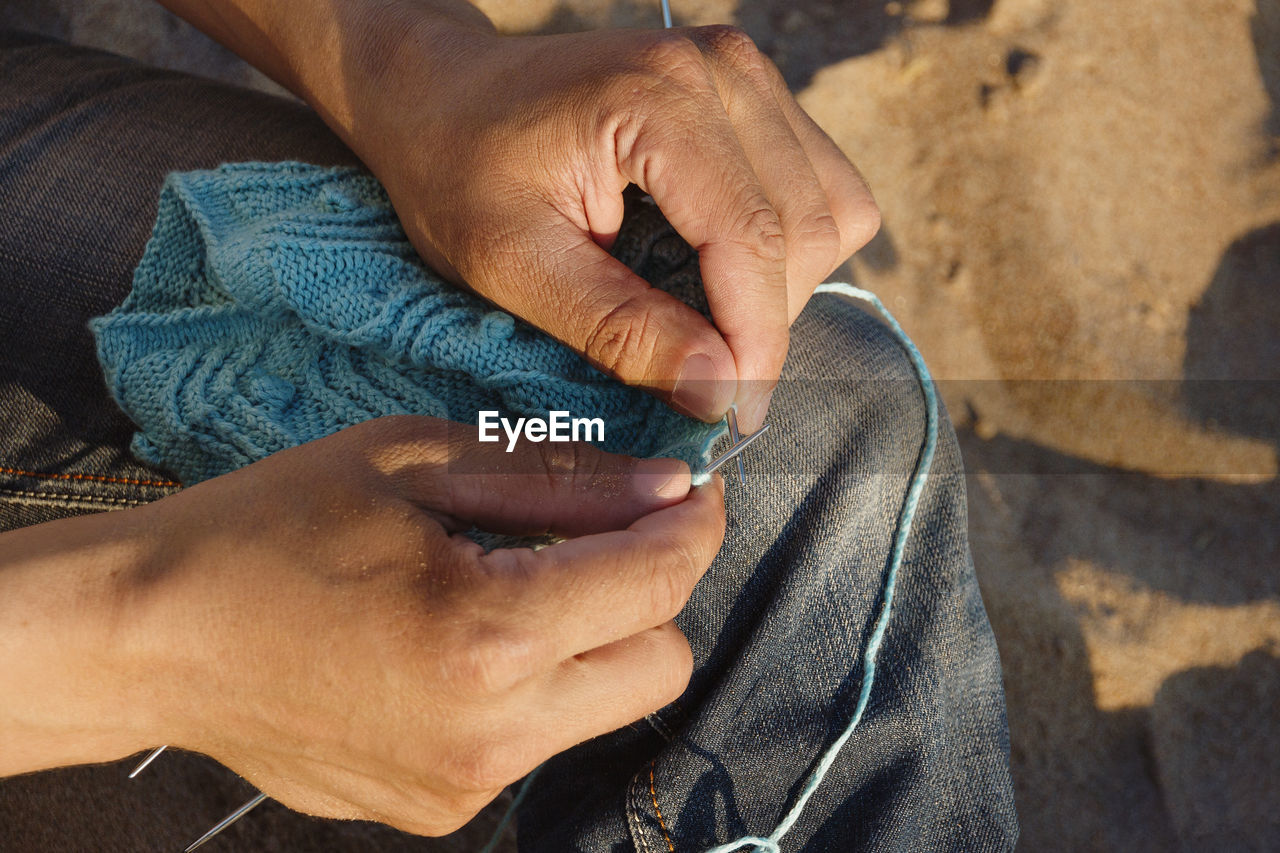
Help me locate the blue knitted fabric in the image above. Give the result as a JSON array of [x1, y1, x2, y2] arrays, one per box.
[[91, 162, 724, 485]]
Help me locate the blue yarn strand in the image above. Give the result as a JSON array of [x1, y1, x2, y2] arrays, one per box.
[[701, 283, 940, 853]]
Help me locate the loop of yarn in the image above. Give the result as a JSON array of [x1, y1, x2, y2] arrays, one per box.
[[698, 283, 939, 853]]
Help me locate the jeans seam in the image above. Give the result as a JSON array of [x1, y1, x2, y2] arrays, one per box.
[[647, 760, 677, 852], [625, 773, 656, 853], [0, 488, 148, 508], [0, 464, 179, 489], [625, 759, 677, 853]]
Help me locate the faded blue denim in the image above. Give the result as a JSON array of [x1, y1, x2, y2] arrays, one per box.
[[0, 31, 1017, 852]]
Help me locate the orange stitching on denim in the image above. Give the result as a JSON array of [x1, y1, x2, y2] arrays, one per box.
[[0, 465, 179, 488], [648, 761, 676, 853], [0, 488, 146, 507]]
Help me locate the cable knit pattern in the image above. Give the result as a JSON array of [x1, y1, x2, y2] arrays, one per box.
[[91, 162, 724, 485]]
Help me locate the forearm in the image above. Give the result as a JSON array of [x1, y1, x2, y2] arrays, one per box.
[[0, 508, 165, 776], [153, 0, 496, 144]]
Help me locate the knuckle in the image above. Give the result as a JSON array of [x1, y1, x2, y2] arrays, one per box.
[[800, 211, 843, 256], [648, 565, 690, 623], [534, 437, 600, 490], [792, 210, 844, 277], [441, 626, 535, 696], [360, 415, 450, 479], [379, 413, 438, 439], [738, 204, 788, 266], [534, 438, 578, 474], [691, 25, 761, 69], [446, 739, 525, 792], [634, 32, 708, 85], [843, 196, 883, 253], [666, 327, 729, 378], [646, 541, 703, 621], [477, 545, 541, 587], [417, 535, 485, 598], [344, 414, 405, 456], [571, 442, 609, 494], [654, 633, 695, 704], [582, 295, 661, 378]]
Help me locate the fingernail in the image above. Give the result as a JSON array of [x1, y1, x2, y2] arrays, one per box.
[[673, 354, 730, 420], [737, 387, 776, 434], [634, 457, 691, 500]]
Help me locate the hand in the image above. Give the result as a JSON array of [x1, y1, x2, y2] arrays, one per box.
[[338, 13, 881, 431], [0, 417, 724, 835], [153, 0, 880, 428]]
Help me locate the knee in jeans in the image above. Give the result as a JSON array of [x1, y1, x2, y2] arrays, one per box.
[[790, 294, 939, 465]]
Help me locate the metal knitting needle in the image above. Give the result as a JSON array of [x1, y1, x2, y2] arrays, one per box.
[[129, 745, 168, 778], [184, 792, 268, 852], [725, 406, 747, 484], [704, 423, 770, 475], [654, 0, 756, 486]]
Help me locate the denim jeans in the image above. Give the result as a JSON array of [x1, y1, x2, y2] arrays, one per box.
[[0, 31, 1017, 852]]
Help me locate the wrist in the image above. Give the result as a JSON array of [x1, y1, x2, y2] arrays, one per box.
[[0, 505, 171, 775], [287, 0, 499, 162]]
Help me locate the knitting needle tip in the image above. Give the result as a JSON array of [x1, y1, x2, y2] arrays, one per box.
[[184, 792, 268, 852], [703, 423, 770, 476], [725, 407, 747, 485], [129, 745, 168, 778]]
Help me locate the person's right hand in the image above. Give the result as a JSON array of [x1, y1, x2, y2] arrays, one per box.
[[155, 0, 881, 430], [344, 19, 881, 433], [116, 417, 724, 835]]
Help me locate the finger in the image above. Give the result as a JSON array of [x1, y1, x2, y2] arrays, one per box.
[[479, 475, 725, 660], [441, 435, 694, 537], [614, 39, 789, 432], [533, 621, 694, 754], [758, 57, 882, 267], [694, 29, 842, 324], [361, 416, 692, 537], [467, 212, 737, 423]]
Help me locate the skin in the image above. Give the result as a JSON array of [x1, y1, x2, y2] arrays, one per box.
[[153, 0, 882, 431], [0, 0, 880, 836], [0, 418, 723, 834]]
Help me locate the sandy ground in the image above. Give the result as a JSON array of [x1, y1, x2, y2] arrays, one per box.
[[3, 0, 1278, 850]]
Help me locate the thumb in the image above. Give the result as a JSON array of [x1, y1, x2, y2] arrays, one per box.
[[385, 417, 695, 537], [468, 215, 738, 423]]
